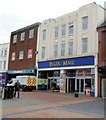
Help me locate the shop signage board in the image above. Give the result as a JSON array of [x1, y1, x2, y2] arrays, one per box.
[[38, 56, 94, 69], [8, 68, 35, 74]]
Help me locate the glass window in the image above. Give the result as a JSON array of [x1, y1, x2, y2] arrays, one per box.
[[4, 50, 7, 56], [42, 46, 45, 59], [61, 25, 66, 36], [69, 23, 74, 34], [42, 29, 46, 40], [69, 42, 73, 56], [82, 38, 88, 53], [13, 35, 17, 43], [20, 32, 25, 41], [54, 45, 58, 58], [11, 52, 16, 61], [82, 17, 88, 29], [0, 61, 2, 69], [55, 27, 59, 38], [1, 51, 3, 56], [61, 43, 65, 56], [3, 61, 6, 70], [19, 51, 24, 60], [29, 29, 34, 39]]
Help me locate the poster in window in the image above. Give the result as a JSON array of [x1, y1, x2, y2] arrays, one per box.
[[28, 49, 32, 58], [11, 52, 16, 61], [19, 51, 24, 60]]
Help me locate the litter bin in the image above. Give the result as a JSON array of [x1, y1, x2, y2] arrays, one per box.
[[86, 88, 90, 96], [75, 90, 79, 97], [3, 85, 14, 99]]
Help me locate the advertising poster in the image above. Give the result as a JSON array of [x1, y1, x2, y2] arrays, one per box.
[[38, 78, 48, 85], [19, 51, 24, 60], [60, 79, 66, 93], [11, 52, 16, 61], [28, 49, 32, 58]]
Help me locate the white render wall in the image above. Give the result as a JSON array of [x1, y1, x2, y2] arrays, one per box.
[[38, 3, 104, 62], [0, 43, 9, 73]]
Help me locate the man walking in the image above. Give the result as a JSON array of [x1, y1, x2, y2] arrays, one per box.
[[14, 80, 21, 98]]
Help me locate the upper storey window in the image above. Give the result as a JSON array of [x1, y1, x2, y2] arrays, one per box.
[[42, 29, 46, 40], [82, 16, 88, 29], [29, 29, 34, 39], [55, 27, 59, 38], [69, 23, 74, 34], [13, 35, 17, 43], [61, 25, 66, 36], [20, 32, 25, 41]]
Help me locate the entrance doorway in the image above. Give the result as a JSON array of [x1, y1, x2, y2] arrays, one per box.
[[77, 79, 84, 93], [48, 77, 60, 91], [69, 79, 75, 93]]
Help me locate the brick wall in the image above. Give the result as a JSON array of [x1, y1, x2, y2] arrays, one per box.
[[8, 24, 39, 70]]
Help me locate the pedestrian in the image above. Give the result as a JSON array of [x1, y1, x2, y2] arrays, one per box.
[[14, 80, 21, 98]]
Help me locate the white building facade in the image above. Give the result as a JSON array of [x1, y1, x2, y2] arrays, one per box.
[[37, 3, 105, 97], [0, 43, 9, 86]]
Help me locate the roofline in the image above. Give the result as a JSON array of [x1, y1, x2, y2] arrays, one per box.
[[11, 22, 41, 34], [0, 42, 9, 45]]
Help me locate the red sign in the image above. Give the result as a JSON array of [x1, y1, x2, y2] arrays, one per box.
[[28, 49, 32, 58]]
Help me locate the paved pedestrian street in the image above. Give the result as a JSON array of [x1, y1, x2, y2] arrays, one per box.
[[1, 91, 105, 119]]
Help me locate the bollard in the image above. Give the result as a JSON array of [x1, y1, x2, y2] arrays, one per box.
[[75, 90, 79, 97]]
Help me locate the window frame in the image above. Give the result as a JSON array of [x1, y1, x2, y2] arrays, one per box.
[[82, 38, 88, 53], [42, 46, 45, 59], [61, 24, 66, 36], [82, 16, 88, 29], [13, 35, 17, 43], [68, 41, 73, 56], [54, 44, 58, 58], [55, 27, 59, 38], [29, 29, 34, 39], [20, 32, 25, 41], [61, 43, 65, 57]]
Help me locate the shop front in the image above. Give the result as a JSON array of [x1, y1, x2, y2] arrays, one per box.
[[8, 68, 36, 81], [38, 56, 97, 96], [0, 73, 8, 87]]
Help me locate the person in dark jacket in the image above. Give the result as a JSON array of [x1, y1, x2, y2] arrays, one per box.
[[14, 80, 21, 98]]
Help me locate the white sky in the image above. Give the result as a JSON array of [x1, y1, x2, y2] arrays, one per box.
[[0, 0, 105, 44]]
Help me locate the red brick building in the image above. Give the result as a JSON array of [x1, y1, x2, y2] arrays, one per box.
[[8, 23, 40, 80], [97, 20, 106, 97]]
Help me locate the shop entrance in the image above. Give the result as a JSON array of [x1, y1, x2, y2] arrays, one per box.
[[69, 79, 75, 93], [48, 77, 60, 91], [77, 79, 84, 93]]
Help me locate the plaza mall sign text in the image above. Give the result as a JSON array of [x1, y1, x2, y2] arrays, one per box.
[[38, 56, 94, 69]]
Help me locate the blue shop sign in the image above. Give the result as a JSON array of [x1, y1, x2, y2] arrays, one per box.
[[38, 56, 94, 69], [8, 68, 35, 74]]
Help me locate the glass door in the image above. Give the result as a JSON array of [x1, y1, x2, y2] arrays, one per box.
[[77, 79, 84, 93]]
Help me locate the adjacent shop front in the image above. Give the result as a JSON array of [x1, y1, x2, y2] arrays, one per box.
[[0, 73, 8, 87], [38, 56, 97, 97]]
